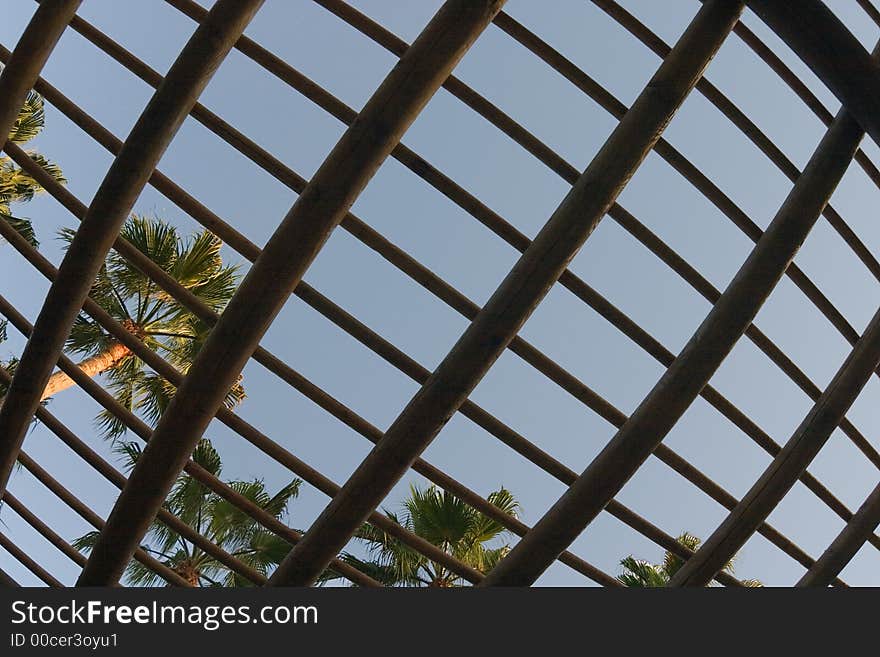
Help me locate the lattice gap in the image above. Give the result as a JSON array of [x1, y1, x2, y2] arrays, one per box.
[[1, 0, 879, 588]]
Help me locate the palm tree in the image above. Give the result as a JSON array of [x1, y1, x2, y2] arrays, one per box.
[[617, 531, 762, 587], [73, 438, 301, 586], [11, 214, 244, 439], [1, 88, 65, 248], [0, 89, 65, 419], [328, 483, 519, 587]]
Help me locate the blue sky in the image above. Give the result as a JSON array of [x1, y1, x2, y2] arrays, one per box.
[[2, 0, 880, 586]]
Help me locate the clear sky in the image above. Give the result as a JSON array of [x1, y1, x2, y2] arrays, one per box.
[[2, 0, 880, 587]]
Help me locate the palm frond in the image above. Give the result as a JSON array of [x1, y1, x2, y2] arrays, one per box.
[[9, 91, 45, 143], [71, 530, 102, 554], [0, 213, 38, 248], [618, 556, 669, 587]]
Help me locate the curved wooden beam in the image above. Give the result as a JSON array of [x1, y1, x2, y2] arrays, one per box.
[[798, 482, 880, 587], [480, 90, 865, 587], [0, 0, 80, 143], [0, 565, 19, 588], [745, 0, 880, 146], [669, 303, 880, 586], [268, 0, 744, 586], [0, 0, 264, 500]]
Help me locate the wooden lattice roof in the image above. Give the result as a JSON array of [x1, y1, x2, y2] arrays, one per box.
[[2, 0, 880, 587]]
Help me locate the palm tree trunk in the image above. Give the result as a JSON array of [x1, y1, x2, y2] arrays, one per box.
[[176, 562, 201, 587], [39, 342, 130, 401]]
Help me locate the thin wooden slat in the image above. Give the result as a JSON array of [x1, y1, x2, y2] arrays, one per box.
[[857, 0, 880, 27], [480, 94, 865, 587], [2, 493, 87, 568], [0, 0, 265, 499], [269, 0, 745, 586]]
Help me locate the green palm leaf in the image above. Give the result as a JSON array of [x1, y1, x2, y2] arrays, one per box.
[[8, 90, 45, 143]]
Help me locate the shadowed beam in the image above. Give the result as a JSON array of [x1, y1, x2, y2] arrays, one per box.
[[745, 0, 880, 147], [76, 0, 508, 587], [669, 302, 880, 586], [480, 79, 866, 588], [0, 0, 265, 500], [0, 565, 19, 588], [268, 0, 745, 587], [0, 0, 81, 144], [798, 482, 880, 587]]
